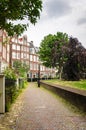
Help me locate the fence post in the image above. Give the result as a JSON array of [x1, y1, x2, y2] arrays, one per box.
[[0, 75, 5, 113]]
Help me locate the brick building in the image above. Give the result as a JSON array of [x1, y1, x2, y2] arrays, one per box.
[[29, 41, 56, 79], [10, 35, 30, 69], [0, 30, 10, 72], [0, 30, 56, 78]]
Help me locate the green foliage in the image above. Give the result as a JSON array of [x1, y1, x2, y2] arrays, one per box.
[[3, 67, 16, 80], [39, 34, 54, 67], [0, 0, 42, 36], [13, 60, 29, 77], [39, 32, 69, 79], [51, 32, 69, 69], [39, 32, 68, 67], [5, 80, 28, 112], [39, 32, 86, 81]]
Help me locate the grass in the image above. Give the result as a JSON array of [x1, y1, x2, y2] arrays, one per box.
[[44, 79, 86, 90]]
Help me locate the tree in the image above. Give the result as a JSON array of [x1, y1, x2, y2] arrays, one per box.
[[0, 0, 42, 36], [51, 32, 69, 79], [63, 37, 86, 80], [39, 34, 55, 67], [39, 32, 69, 79], [3, 67, 16, 80], [13, 60, 29, 77]]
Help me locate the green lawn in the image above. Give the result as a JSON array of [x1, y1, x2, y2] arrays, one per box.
[[44, 79, 86, 90]]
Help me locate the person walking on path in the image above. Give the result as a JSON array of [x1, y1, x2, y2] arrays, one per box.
[[0, 82, 86, 130]]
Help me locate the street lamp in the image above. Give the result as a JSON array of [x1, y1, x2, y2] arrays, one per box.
[[38, 63, 40, 87], [28, 41, 33, 82]]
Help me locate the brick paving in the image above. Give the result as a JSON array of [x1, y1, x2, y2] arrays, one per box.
[[0, 82, 86, 130]]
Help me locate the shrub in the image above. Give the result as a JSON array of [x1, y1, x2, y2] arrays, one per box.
[[3, 67, 16, 80]]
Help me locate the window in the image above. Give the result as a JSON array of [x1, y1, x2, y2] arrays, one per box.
[[30, 48, 35, 54], [12, 44, 16, 50], [30, 55, 33, 61], [34, 56, 37, 62], [30, 63, 32, 69], [17, 45, 20, 50], [37, 64, 38, 70], [34, 64, 37, 70], [40, 65, 42, 71], [17, 53, 20, 59], [12, 52, 16, 58], [27, 54, 29, 58], [37, 56, 39, 62], [21, 53, 23, 58], [24, 46, 26, 51], [24, 53, 27, 59], [30, 48, 32, 53]]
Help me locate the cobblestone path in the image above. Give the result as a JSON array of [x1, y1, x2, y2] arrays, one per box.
[[0, 82, 86, 130]]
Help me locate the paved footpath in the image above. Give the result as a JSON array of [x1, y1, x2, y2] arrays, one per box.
[[0, 83, 86, 130]]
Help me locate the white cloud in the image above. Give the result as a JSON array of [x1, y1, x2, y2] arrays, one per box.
[[44, 0, 72, 18], [24, 0, 86, 48]]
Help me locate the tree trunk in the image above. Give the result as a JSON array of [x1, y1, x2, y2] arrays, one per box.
[[59, 66, 63, 80]]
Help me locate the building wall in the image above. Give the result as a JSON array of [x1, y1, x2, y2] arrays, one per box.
[[0, 30, 9, 73], [29, 45, 56, 78], [10, 38, 30, 70], [0, 30, 56, 78]]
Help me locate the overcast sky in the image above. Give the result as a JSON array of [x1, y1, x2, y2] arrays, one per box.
[[24, 0, 86, 48]]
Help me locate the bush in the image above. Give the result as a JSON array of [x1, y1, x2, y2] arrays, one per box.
[[5, 78, 27, 112], [3, 67, 16, 80]]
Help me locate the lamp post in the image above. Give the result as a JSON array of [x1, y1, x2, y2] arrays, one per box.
[[29, 41, 33, 82], [38, 63, 40, 87]]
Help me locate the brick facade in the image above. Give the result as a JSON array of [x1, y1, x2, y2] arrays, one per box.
[[0, 30, 56, 78], [0, 30, 10, 72]]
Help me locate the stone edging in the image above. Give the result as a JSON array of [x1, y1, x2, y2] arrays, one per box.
[[40, 81, 86, 97], [40, 81, 86, 112]]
